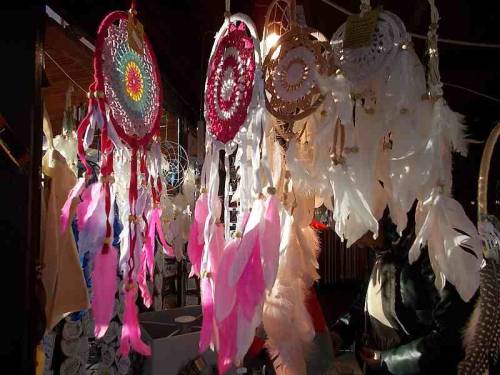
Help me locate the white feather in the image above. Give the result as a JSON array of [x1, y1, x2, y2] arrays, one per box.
[[409, 189, 482, 301]]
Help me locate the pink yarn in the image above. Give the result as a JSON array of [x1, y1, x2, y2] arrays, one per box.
[[206, 22, 256, 144], [120, 285, 151, 356], [260, 195, 281, 290], [199, 276, 214, 353], [92, 245, 118, 338], [60, 177, 85, 234], [187, 194, 208, 277]]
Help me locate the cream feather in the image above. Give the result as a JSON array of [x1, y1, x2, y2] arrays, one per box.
[[263, 207, 319, 374]]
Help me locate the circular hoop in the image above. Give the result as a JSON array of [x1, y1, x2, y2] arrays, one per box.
[[331, 11, 408, 85], [205, 16, 258, 144], [161, 141, 189, 194], [478, 122, 500, 220], [263, 26, 330, 124], [94, 11, 162, 148]]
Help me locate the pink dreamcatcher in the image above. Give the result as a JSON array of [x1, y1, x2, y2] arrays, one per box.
[[205, 22, 256, 144], [188, 9, 281, 374], [61, 3, 169, 357]]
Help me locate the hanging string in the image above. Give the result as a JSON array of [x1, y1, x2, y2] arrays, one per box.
[[225, 0, 231, 18], [443, 82, 500, 105], [321, 0, 500, 49], [44, 51, 87, 94], [426, 0, 443, 97]]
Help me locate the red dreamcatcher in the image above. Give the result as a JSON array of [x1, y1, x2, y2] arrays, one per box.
[[61, 2, 168, 357]]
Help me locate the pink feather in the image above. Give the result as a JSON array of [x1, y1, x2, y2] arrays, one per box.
[[199, 276, 215, 353], [151, 207, 173, 257], [77, 186, 107, 257], [92, 245, 118, 338], [120, 285, 151, 357], [80, 182, 103, 231], [214, 238, 240, 322], [217, 306, 237, 375], [137, 250, 152, 308], [209, 224, 225, 277], [229, 199, 265, 287], [260, 195, 281, 290], [145, 207, 162, 279], [76, 184, 94, 231], [236, 240, 265, 322], [60, 177, 85, 234], [187, 194, 209, 277]]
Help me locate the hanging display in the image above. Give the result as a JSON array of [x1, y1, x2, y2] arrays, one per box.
[[61, 3, 169, 358], [188, 6, 281, 373]]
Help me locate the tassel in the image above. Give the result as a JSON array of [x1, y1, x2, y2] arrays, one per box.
[[92, 244, 118, 338], [199, 276, 214, 353], [187, 193, 208, 277], [120, 284, 151, 356], [77, 184, 107, 257], [259, 194, 281, 291], [60, 177, 85, 233]]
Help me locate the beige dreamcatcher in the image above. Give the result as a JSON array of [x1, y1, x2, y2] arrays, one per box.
[[262, 0, 332, 141]]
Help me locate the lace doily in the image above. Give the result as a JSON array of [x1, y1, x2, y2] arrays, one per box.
[[264, 26, 330, 123], [96, 12, 162, 146], [331, 11, 408, 84], [205, 21, 256, 144]]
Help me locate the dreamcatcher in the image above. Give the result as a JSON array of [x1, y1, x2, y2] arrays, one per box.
[[61, 3, 169, 357], [324, 0, 482, 301], [258, 1, 329, 373], [161, 140, 189, 194], [187, 3, 281, 373], [160, 140, 193, 261]]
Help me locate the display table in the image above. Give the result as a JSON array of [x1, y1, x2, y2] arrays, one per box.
[[139, 306, 238, 375]]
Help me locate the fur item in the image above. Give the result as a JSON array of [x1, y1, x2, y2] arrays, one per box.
[[459, 216, 500, 374]]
